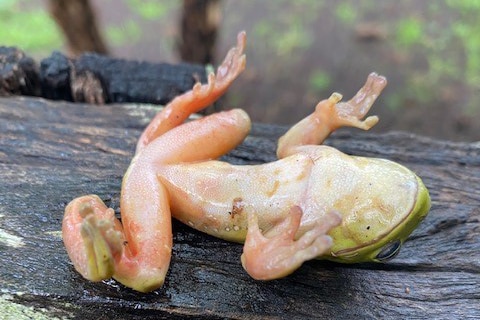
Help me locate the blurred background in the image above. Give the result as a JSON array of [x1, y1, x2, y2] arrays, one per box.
[[2, 0, 479, 141]]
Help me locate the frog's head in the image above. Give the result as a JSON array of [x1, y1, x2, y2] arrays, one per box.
[[323, 161, 431, 264]]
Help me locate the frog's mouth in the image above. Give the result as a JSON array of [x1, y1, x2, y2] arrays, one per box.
[[326, 175, 431, 263]]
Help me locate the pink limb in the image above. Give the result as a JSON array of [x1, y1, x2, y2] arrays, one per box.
[[63, 177, 172, 292], [241, 206, 341, 280], [139, 108, 251, 165], [277, 72, 387, 158], [135, 31, 247, 154], [62, 110, 250, 292], [62, 195, 124, 282], [63, 32, 251, 292]]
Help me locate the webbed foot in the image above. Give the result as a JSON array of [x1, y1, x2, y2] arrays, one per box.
[[322, 72, 387, 130], [277, 72, 387, 158], [241, 206, 341, 280], [63, 195, 124, 282], [189, 31, 247, 102]]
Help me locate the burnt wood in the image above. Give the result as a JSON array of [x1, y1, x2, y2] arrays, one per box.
[[0, 96, 478, 319], [0, 47, 208, 105], [0, 47, 41, 97]]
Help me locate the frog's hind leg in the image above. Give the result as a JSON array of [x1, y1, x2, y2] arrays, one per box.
[[94, 108, 250, 290], [63, 40, 249, 292], [277, 73, 387, 158], [241, 207, 341, 280], [63, 195, 124, 283], [136, 31, 247, 154], [63, 181, 173, 293], [141, 107, 251, 164]]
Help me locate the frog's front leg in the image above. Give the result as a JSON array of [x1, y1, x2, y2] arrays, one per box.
[[239, 73, 386, 280], [135, 31, 246, 154], [241, 207, 341, 280], [277, 72, 387, 158]]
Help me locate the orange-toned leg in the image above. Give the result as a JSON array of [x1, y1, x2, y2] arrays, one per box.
[[63, 108, 251, 292], [63, 178, 172, 292], [138, 108, 251, 165], [63, 195, 124, 282], [136, 31, 247, 154], [277, 73, 387, 158], [63, 32, 249, 292], [241, 207, 341, 280]]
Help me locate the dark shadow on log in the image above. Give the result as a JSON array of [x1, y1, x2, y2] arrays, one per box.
[[0, 96, 478, 319]]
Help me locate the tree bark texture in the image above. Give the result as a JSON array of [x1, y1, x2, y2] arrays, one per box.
[[179, 0, 222, 64], [48, 0, 109, 56], [0, 96, 478, 319]]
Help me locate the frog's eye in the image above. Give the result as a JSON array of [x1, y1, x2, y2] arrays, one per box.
[[375, 240, 402, 262]]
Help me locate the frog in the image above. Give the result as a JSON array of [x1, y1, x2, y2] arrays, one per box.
[[62, 31, 431, 293]]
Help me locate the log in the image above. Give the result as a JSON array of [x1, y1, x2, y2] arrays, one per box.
[[0, 47, 208, 105], [0, 47, 41, 97], [0, 96, 478, 319]]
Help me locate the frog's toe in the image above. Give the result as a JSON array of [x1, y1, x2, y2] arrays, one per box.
[[240, 207, 340, 281], [292, 234, 333, 266], [215, 31, 246, 84], [79, 211, 122, 281], [63, 195, 124, 282], [344, 115, 379, 130]]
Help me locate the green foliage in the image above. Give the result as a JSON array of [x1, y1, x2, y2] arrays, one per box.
[[251, 1, 325, 58], [383, 1, 480, 114], [126, 0, 175, 20], [276, 21, 313, 56], [0, 0, 61, 54], [446, 0, 480, 12], [395, 18, 422, 47], [335, 2, 356, 24], [106, 20, 141, 46], [451, 22, 480, 86], [309, 70, 331, 91], [254, 20, 312, 57]]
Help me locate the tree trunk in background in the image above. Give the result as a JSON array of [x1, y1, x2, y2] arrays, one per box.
[[48, 0, 109, 57], [179, 0, 222, 64]]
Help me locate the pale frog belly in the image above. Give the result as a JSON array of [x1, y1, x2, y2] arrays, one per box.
[[158, 154, 313, 242]]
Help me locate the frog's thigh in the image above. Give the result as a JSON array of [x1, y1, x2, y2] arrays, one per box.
[[147, 108, 251, 164]]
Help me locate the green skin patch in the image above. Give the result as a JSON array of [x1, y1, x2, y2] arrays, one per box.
[[325, 176, 431, 263]]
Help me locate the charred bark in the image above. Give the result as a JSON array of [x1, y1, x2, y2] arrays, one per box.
[[0, 47, 207, 105], [0, 47, 41, 96]]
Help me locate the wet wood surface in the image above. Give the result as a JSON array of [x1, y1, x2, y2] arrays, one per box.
[[0, 96, 479, 319]]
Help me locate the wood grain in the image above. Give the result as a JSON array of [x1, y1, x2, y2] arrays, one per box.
[[0, 96, 478, 319]]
